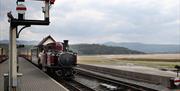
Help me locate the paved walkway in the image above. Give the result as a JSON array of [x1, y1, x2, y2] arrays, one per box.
[[0, 57, 68, 91]]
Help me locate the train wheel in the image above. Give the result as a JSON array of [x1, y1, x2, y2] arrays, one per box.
[[46, 68, 53, 74], [42, 66, 47, 72], [38, 64, 42, 69]]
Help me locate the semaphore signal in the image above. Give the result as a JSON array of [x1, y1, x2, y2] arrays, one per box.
[[6, 0, 56, 91], [16, 4, 27, 20]]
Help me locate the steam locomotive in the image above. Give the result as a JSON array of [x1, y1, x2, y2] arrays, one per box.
[[31, 40, 77, 79]]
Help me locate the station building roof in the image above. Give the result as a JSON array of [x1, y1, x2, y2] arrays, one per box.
[[37, 35, 56, 46]]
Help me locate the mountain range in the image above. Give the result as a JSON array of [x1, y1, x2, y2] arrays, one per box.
[[0, 40, 39, 45], [1, 40, 179, 53], [103, 42, 180, 53], [70, 44, 143, 55], [0, 40, 144, 55]]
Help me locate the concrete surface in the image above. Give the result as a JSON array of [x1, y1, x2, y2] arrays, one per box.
[[0, 57, 68, 91], [78, 64, 178, 88]]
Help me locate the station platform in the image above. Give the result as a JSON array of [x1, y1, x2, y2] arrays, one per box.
[[89, 64, 177, 77], [78, 64, 179, 90], [0, 57, 68, 91]]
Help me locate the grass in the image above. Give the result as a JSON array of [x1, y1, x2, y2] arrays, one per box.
[[77, 54, 180, 69]]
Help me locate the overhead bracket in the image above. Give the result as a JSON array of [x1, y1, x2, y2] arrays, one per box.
[[16, 25, 31, 38]]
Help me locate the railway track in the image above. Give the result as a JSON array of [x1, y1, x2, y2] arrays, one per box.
[[59, 80, 95, 91], [75, 67, 159, 91], [24, 57, 162, 91], [47, 71, 95, 91]]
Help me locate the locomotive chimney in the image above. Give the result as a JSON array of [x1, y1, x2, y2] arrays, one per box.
[[63, 40, 69, 51]]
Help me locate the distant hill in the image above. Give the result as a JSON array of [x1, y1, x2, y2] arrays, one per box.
[[0, 40, 39, 45], [0, 40, 36, 54], [0, 44, 8, 51], [103, 42, 180, 53], [0, 43, 144, 55], [0, 43, 34, 54], [70, 44, 144, 55], [3, 40, 179, 54]]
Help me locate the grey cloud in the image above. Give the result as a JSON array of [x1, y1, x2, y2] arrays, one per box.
[[0, 0, 180, 44]]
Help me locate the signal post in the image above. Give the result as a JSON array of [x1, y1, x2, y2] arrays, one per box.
[[6, 0, 55, 91]]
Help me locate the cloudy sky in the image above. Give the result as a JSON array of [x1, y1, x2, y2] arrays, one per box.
[[0, 0, 180, 44]]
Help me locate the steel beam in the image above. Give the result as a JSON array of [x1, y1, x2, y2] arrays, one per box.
[[11, 19, 50, 26]]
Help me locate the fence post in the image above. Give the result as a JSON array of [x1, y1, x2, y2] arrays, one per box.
[[4, 73, 8, 91], [4, 73, 23, 91]]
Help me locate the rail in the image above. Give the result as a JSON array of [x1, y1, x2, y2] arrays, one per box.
[[58, 80, 95, 91]]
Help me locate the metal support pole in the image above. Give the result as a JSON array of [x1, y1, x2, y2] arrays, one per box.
[[2, 48, 4, 55], [27, 49, 28, 58], [0, 48, 2, 61], [9, 26, 17, 91], [0, 48, 3, 55], [44, 1, 49, 21], [177, 70, 179, 77]]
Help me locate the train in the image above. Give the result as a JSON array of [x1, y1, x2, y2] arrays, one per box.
[[31, 40, 77, 79]]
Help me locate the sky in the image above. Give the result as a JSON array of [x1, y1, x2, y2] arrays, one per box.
[[0, 0, 180, 44]]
